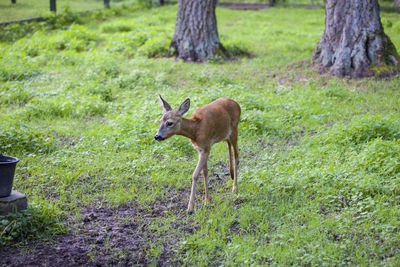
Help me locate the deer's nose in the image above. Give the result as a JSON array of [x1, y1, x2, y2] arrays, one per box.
[[154, 134, 164, 141]]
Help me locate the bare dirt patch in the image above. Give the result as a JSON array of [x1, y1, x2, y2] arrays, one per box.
[[218, 2, 270, 10], [0, 188, 198, 266], [217, 2, 322, 10]]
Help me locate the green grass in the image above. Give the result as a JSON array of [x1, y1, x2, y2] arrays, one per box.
[[1, 1, 400, 265], [0, 0, 133, 22]]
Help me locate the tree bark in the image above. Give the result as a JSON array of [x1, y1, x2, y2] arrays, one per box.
[[313, 0, 399, 78], [170, 0, 226, 61]]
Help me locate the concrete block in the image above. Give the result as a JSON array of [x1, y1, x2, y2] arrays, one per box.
[[0, 191, 27, 215]]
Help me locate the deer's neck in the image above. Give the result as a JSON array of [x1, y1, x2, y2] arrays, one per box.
[[178, 117, 198, 141]]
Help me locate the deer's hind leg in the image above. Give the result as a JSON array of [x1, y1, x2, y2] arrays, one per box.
[[227, 141, 234, 180], [230, 129, 239, 193], [203, 161, 210, 205]]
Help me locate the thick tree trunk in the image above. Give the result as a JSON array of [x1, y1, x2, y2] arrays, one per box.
[[313, 0, 399, 77], [170, 0, 226, 61]]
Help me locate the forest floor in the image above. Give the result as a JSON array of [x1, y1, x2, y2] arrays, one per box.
[[0, 187, 194, 266], [218, 2, 270, 10], [218, 2, 321, 10]]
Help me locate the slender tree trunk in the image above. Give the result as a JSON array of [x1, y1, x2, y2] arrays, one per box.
[[313, 0, 399, 77], [395, 0, 400, 12], [50, 0, 56, 12], [170, 0, 226, 61], [268, 0, 275, 7]]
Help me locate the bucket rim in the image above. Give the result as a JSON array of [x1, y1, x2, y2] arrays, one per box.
[[0, 155, 19, 165]]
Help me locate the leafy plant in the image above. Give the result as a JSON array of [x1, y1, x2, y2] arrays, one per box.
[[137, 33, 171, 57], [353, 138, 400, 177], [0, 49, 40, 81], [49, 24, 97, 52], [318, 115, 400, 146], [102, 23, 133, 33], [23, 94, 108, 119], [0, 83, 32, 105], [0, 205, 66, 246], [0, 117, 54, 154], [223, 39, 251, 57]]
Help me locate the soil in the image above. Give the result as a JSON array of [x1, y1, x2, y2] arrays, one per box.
[[218, 2, 270, 10], [217, 2, 322, 10], [0, 187, 200, 266]]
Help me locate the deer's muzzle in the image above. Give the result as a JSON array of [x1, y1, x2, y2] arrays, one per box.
[[154, 134, 165, 141]]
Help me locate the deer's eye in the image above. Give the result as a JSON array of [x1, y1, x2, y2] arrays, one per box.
[[166, 122, 173, 127]]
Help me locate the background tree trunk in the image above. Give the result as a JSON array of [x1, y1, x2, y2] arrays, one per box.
[[395, 0, 400, 12], [170, 0, 225, 61], [313, 0, 399, 77], [268, 0, 276, 7]]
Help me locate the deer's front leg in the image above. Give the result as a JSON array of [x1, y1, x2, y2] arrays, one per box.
[[187, 150, 209, 214]]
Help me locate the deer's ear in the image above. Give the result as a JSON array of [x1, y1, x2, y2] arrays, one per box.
[[178, 98, 190, 115], [158, 95, 172, 113]]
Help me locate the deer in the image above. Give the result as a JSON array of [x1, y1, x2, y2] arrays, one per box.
[[154, 95, 241, 214]]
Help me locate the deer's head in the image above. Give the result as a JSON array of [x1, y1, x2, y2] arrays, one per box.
[[154, 95, 190, 141]]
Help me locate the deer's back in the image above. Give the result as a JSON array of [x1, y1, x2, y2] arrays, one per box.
[[190, 98, 241, 148], [192, 97, 240, 122]]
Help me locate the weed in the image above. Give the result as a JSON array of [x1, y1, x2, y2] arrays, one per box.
[[223, 39, 251, 57], [353, 138, 400, 177], [0, 117, 54, 154], [319, 115, 400, 146], [0, 205, 66, 247]]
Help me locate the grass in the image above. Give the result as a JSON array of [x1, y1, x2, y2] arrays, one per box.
[[1, 0, 400, 265], [0, 0, 133, 22]]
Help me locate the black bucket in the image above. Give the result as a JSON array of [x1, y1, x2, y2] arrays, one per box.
[[0, 154, 19, 198]]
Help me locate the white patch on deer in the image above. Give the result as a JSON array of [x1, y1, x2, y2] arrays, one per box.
[[224, 129, 232, 141]]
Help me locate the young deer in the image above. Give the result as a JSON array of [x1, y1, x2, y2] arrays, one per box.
[[155, 96, 241, 214]]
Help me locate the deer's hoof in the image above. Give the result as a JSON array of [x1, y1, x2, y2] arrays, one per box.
[[232, 187, 238, 193]]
